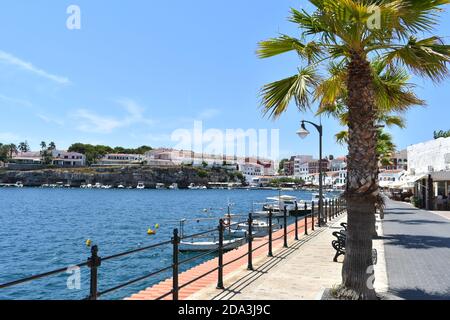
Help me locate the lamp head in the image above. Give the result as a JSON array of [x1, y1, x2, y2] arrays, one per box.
[[296, 121, 310, 139]]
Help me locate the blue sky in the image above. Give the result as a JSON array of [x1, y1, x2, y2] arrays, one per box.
[[0, 1, 449, 160]]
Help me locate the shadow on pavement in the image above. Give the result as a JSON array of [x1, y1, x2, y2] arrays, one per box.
[[382, 234, 450, 249], [384, 219, 448, 226], [389, 287, 450, 300]]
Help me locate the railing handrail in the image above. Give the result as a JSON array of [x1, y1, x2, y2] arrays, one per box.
[[1, 197, 346, 300]]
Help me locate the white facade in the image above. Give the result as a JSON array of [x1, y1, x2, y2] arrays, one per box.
[[294, 162, 310, 179], [98, 154, 144, 166], [52, 150, 86, 167], [407, 137, 450, 175], [379, 170, 407, 188]]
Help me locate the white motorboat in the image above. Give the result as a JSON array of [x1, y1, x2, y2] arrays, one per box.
[[117, 184, 125, 189], [263, 195, 300, 213], [136, 182, 145, 189], [188, 183, 200, 190], [156, 183, 166, 189], [15, 181, 24, 188], [225, 229, 248, 238], [94, 183, 102, 189], [311, 193, 331, 204], [179, 238, 245, 252], [169, 183, 178, 190], [237, 219, 276, 237]]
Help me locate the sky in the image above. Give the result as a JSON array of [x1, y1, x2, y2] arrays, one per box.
[[0, 0, 449, 160]]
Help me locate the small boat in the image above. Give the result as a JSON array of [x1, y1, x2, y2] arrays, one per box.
[[117, 184, 125, 189], [15, 181, 24, 188], [311, 193, 331, 203], [263, 195, 300, 213], [156, 183, 166, 190], [188, 183, 199, 190], [225, 229, 248, 238], [169, 183, 178, 190], [237, 219, 276, 237], [136, 182, 145, 189], [179, 238, 245, 252], [94, 183, 102, 189]]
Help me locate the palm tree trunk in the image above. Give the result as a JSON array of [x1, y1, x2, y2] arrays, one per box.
[[341, 51, 378, 300]]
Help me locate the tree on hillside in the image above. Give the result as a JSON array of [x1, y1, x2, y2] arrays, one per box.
[[8, 144, 17, 159], [48, 142, 56, 150], [434, 129, 450, 139], [18, 141, 30, 153], [258, 0, 450, 299]]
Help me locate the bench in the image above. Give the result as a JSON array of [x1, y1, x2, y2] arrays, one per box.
[[332, 227, 377, 264]]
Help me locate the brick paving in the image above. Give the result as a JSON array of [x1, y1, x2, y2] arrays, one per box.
[[383, 200, 450, 300]]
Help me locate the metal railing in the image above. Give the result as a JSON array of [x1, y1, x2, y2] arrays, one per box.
[[0, 198, 347, 300]]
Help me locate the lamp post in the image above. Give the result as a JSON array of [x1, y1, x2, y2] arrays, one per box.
[[297, 120, 324, 227]]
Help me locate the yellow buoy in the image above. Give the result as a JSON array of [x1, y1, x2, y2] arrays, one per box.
[[155, 224, 160, 229], [147, 228, 156, 235], [85, 239, 92, 247]]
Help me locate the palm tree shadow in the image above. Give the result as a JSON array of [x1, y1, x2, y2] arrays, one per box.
[[385, 219, 448, 226], [389, 288, 450, 300], [381, 234, 450, 249]]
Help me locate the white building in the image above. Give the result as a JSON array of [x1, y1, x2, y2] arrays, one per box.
[[98, 154, 144, 166], [11, 150, 86, 167], [294, 161, 311, 179], [407, 137, 450, 210], [51, 150, 86, 167], [408, 138, 450, 175], [239, 163, 264, 182], [378, 169, 407, 189]]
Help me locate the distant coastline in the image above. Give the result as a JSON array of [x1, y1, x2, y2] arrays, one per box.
[[0, 166, 244, 189]]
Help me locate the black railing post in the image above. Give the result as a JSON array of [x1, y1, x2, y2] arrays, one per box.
[[172, 228, 179, 300], [217, 219, 224, 289], [324, 199, 328, 223], [304, 202, 308, 236], [87, 245, 101, 300], [330, 199, 333, 220], [247, 213, 253, 270], [295, 204, 299, 241], [332, 199, 335, 219], [283, 206, 288, 248], [311, 201, 315, 231], [268, 209, 273, 257]]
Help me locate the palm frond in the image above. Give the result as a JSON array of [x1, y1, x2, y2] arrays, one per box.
[[335, 130, 349, 145], [260, 66, 320, 119], [384, 36, 450, 82], [257, 35, 323, 61]]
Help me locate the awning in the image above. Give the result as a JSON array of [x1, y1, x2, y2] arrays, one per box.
[[431, 171, 450, 181]]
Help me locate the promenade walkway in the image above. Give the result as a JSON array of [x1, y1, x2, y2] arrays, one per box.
[[383, 200, 450, 299], [189, 216, 347, 300], [126, 211, 347, 300]]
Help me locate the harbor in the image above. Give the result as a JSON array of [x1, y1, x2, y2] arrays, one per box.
[[0, 188, 341, 300]]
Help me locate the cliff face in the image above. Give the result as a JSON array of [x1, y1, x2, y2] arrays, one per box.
[[0, 166, 242, 188]]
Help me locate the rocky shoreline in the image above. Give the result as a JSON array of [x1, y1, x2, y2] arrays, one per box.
[[0, 166, 243, 189]]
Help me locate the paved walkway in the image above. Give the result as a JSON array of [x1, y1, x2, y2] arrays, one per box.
[[188, 216, 348, 300], [126, 211, 348, 300], [383, 200, 450, 299]]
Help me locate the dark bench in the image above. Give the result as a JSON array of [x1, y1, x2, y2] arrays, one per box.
[[332, 226, 377, 264], [332, 231, 346, 262]]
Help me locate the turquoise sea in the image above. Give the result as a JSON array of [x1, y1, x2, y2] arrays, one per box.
[[0, 188, 338, 300]]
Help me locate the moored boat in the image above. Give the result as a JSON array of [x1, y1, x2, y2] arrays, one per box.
[[179, 238, 245, 252]]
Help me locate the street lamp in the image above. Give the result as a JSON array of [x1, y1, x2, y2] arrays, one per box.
[[297, 120, 324, 227]]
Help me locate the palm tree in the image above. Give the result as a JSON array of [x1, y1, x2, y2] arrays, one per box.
[[49, 142, 56, 150], [258, 0, 450, 299], [40, 141, 47, 150], [18, 141, 30, 153], [8, 144, 17, 159]]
